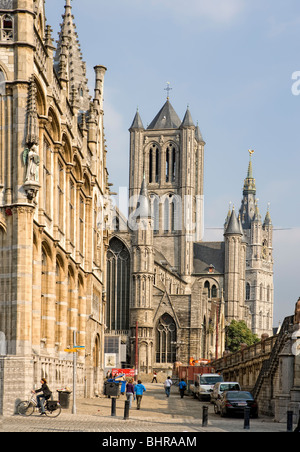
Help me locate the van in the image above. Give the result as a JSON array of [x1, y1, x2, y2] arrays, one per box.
[[211, 382, 241, 404], [192, 373, 224, 401]]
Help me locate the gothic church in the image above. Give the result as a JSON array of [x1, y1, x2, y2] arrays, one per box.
[[107, 99, 274, 373]]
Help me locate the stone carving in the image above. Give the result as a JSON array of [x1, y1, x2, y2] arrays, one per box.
[[0, 0, 13, 9], [23, 144, 40, 183], [295, 298, 300, 325]]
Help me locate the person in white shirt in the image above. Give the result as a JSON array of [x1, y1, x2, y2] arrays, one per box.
[[164, 376, 172, 398]]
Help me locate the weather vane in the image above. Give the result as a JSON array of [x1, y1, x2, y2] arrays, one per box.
[[164, 82, 172, 100]]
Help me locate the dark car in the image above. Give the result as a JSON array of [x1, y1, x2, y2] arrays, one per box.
[[218, 391, 258, 418]]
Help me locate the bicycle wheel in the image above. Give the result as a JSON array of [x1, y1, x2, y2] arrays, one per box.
[[17, 401, 35, 416], [45, 404, 62, 418]]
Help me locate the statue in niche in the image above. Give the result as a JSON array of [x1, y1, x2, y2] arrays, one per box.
[[23, 144, 40, 182]]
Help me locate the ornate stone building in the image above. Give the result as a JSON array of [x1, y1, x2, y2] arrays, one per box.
[[0, 0, 110, 414], [107, 99, 274, 373]]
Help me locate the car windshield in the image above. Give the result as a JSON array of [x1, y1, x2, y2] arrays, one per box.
[[200, 376, 223, 385], [220, 384, 240, 392], [226, 391, 253, 400]]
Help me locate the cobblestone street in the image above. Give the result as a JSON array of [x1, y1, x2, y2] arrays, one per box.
[[0, 384, 289, 433]]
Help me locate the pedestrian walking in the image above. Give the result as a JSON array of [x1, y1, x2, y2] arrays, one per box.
[[152, 371, 158, 383], [126, 378, 135, 409], [164, 376, 173, 398], [178, 379, 187, 398], [134, 380, 146, 410]]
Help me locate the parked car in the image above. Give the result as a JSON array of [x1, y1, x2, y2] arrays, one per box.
[[216, 391, 258, 418], [211, 382, 241, 405]]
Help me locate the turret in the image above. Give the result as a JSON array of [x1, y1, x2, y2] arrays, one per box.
[[130, 176, 154, 372], [224, 209, 244, 321]]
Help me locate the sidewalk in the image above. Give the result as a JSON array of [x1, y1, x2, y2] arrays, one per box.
[[0, 383, 289, 432]]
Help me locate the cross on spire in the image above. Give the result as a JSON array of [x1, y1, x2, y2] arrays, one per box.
[[164, 82, 172, 100]]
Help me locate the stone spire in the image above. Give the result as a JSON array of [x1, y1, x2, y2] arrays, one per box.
[[239, 151, 257, 229], [54, 0, 90, 110]]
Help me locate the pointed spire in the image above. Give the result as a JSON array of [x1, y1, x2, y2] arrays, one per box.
[[224, 202, 232, 229], [181, 105, 195, 129], [147, 100, 181, 130], [195, 122, 205, 143], [243, 150, 256, 195], [54, 0, 90, 109], [264, 204, 272, 226], [135, 174, 153, 219], [253, 200, 262, 222], [225, 207, 243, 236], [130, 108, 144, 131]]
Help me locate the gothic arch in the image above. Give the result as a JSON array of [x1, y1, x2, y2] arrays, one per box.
[[155, 313, 177, 364], [47, 107, 61, 143], [34, 76, 46, 117], [106, 237, 130, 331]]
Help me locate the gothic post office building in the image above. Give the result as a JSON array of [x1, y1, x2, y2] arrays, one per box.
[[0, 0, 110, 414]]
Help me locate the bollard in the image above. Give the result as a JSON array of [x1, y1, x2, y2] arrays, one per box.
[[124, 400, 130, 420], [111, 397, 116, 417], [287, 411, 294, 432], [202, 405, 208, 427], [244, 407, 251, 430]]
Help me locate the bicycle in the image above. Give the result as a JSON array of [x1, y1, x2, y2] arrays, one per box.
[[17, 393, 62, 418]]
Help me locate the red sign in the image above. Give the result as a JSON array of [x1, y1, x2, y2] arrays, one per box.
[[112, 368, 135, 377]]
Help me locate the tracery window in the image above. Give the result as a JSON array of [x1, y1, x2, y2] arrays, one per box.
[[106, 238, 130, 331], [0, 14, 13, 42], [156, 314, 176, 363]]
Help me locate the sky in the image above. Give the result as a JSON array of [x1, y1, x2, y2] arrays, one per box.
[[46, 0, 300, 326]]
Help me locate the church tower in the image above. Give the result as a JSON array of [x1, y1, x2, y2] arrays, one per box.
[[130, 176, 155, 373], [239, 153, 274, 336], [129, 96, 205, 280]]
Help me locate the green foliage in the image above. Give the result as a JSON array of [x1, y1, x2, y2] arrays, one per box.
[[226, 320, 260, 353]]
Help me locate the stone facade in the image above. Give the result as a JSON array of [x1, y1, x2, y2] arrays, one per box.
[[107, 101, 274, 373], [0, 0, 110, 414], [212, 303, 300, 423]]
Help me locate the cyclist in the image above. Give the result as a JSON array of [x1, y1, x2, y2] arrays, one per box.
[[32, 378, 52, 415]]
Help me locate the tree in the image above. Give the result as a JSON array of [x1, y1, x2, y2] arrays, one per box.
[[226, 320, 259, 353]]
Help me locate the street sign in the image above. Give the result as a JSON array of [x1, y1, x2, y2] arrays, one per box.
[[64, 348, 78, 353], [73, 345, 85, 349]]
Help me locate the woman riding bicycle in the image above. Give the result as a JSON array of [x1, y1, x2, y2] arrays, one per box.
[[32, 378, 52, 415]]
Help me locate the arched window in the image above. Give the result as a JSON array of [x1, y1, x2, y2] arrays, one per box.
[[172, 147, 176, 182], [1, 15, 13, 42], [246, 283, 251, 301], [106, 238, 130, 331], [204, 281, 210, 298], [156, 314, 176, 363], [211, 285, 217, 298], [164, 197, 169, 233], [166, 147, 170, 182], [148, 144, 160, 184]]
